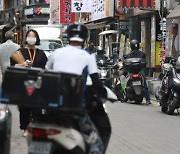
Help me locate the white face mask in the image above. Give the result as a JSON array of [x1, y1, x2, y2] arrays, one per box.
[[26, 37, 37, 45]]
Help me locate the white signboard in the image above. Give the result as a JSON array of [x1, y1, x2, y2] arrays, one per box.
[[0, 0, 4, 11], [71, 0, 92, 13], [91, 0, 114, 21]]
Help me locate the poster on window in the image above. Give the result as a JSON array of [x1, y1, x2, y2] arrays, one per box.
[[71, 0, 92, 12], [60, 0, 75, 24]]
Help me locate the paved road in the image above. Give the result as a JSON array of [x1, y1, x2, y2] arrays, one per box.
[[10, 101, 180, 154]]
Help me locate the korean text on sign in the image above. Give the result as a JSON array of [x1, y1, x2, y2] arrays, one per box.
[[71, 0, 92, 12], [60, 0, 75, 24]]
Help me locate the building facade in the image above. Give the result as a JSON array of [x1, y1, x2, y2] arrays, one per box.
[[0, 0, 50, 43]]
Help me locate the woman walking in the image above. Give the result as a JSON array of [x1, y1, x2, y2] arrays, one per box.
[[11, 29, 47, 136]]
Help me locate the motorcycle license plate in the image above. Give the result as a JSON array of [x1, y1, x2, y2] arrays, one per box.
[[132, 81, 141, 85], [28, 141, 52, 154]]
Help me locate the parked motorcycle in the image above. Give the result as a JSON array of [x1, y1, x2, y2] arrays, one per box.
[[1, 67, 117, 154], [158, 56, 180, 115], [115, 58, 146, 104], [0, 104, 12, 154]]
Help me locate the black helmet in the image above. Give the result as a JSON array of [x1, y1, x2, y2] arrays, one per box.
[[130, 39, 140, 50], [97, 46, 105, 55], [66, 23, 89, 42]]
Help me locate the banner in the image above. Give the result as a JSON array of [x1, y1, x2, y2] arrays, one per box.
[[60, 0, 75, 24], [71, 0, 92, 12], [118, 0, 155, 8], [49, 0, 59, 24], [91, 0, 114, 21]]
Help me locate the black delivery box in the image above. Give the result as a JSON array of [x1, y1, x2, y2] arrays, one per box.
[[123, 58, 146, 74], [0, 67, 84, 111]]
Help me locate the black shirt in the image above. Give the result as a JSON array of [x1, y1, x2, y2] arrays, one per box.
[[11, 48, 47, 69], [127, 50, 146, 60]]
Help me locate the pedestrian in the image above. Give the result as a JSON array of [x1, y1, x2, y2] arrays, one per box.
[[11, 29, 47, 137], [0, 31, 20, 76], [86, 40, 95, 53]]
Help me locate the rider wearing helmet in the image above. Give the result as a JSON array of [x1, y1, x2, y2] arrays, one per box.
[[96, 46, 108, 63], [126, 39, 151, 104], [127, 39, 146, 59], [46, 23, 106, 154]]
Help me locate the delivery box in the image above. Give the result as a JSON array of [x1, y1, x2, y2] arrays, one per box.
[[0, 67, 84, 111]]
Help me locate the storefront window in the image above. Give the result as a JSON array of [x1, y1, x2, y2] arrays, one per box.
[[29, 0, 47, 4]]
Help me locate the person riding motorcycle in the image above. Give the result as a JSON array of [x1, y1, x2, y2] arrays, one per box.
[[46, 23, 107, 154], [125, 39, 151, 104], [96, 46, 108, 65]]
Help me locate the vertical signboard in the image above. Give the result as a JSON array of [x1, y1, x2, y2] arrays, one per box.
[[155, 16, 167, 67], [50, 0, 59, 24], [60, 0, 75, 24], [151, 15, 156, 68]]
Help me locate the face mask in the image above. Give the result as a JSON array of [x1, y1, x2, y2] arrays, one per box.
[[26, 37, 37, 45]]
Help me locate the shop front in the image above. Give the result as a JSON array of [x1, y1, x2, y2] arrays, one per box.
[[20, 3, 50, 45], [166, 4, 180, 58], [0, 8, 16, 43], [84, 0, 116, 57]]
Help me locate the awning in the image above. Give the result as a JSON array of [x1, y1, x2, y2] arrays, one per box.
[[99, 30, 118, 35], [167, 5, 180, 19], [0, 24, 9, 30], [85, 21, 106, 30]]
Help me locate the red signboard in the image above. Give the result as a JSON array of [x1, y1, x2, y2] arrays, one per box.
[[60, 0, 75, 24], [119, 0, 155, 8]]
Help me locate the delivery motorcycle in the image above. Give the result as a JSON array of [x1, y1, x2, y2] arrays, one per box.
[[0, 104, 12, 154], [0, 67, 117, 154], [114, 58, 146, 104], [97, 57, 113, 88]]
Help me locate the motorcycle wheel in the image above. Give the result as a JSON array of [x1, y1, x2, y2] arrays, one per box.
[[116, 89, 127, 103], [115, 84, 127, 103], [134, 96, 143, 104], [161, 106, 167, 113], [167, 97, 177, 115]]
